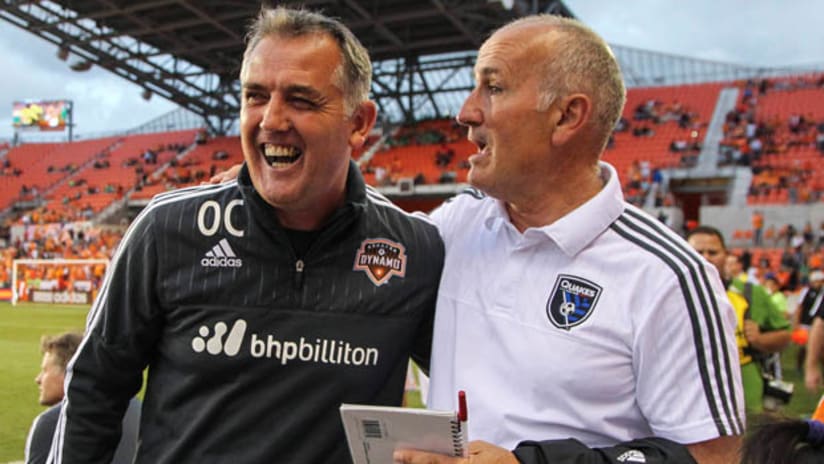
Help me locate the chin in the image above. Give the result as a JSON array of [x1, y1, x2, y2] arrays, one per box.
[[467, 170, 490, 191]]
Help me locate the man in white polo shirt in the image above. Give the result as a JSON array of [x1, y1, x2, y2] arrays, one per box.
[[394, 14, 742, 464]]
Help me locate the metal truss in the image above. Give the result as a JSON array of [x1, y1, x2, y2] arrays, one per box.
[[0, 0, 570, 133]]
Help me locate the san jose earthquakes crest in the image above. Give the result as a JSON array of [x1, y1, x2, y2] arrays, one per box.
[[546, 274, 602, 330]]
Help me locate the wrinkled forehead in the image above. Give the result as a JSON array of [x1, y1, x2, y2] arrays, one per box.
[[241, 32, 340, 78]]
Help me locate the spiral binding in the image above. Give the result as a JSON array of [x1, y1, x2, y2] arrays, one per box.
[[450, 419, 466, 456]]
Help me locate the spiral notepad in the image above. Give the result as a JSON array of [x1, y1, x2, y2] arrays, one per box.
[[340, 403, 467, 463]]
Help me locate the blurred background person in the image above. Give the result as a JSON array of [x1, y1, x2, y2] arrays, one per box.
[[740, 417, 824, 464], [25, 331, 140, 464]]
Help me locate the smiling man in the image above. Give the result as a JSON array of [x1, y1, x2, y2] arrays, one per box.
[[49, 7, 443, 463]]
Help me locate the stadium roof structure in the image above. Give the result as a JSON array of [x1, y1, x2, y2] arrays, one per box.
[[0, 0, 573, 135]]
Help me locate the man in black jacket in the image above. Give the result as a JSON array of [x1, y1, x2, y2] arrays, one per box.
[[50, 7, 443, 463]]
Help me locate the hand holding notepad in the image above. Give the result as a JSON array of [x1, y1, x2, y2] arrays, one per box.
[[340, 391, 468, 464]]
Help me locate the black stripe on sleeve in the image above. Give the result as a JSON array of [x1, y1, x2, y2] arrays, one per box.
[[611, 210, 743, 436]]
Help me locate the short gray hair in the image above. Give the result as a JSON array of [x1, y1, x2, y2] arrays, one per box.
[[499, 15, 626, 151], [243, 6, 372, 114]]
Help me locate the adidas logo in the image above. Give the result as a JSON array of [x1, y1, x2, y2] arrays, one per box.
[[201, 238, 243, 268], [192, 319, 247, 356]]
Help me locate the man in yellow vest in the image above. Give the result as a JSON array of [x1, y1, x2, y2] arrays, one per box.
[[687, 225, 791, 414]]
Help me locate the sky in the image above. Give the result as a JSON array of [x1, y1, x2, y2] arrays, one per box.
[[2, 0, 824, 141]]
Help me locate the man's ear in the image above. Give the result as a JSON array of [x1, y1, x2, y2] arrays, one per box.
[[550, 93, 591, 146], [349, 101, 378, 149]]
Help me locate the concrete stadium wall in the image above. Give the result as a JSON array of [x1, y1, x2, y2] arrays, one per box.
[[700, 203, 824, 247]]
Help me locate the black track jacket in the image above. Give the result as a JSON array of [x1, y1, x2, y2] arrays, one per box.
[[51, 162, 444, 463]]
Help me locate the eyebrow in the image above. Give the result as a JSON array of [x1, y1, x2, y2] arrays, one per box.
[[285, 85, 324, 100], [242, 82, 323, 100], [241, 82, 266, 93], [475, 66, 500, 80]]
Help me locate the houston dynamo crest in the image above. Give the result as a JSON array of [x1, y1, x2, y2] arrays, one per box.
[[546, 274, 602, 330], [353, 238, 407, 286]]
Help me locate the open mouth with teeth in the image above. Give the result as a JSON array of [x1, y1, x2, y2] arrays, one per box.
[[262, 144, 303, 168]]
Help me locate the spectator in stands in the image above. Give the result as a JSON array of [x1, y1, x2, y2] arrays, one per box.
[[25, 332, 140, 464], [194, 128, 208, 144], [434, 143, 454, 167], [669, 138, 688, 152], [798, 271, 824, 377], [740, 417, 824, 464], [804, 221, 816, 247], [687, 226, 790, 416], [764, 224, 777, 247], [51, 7, 443, 464], [614, 116, 629, 132], [752, 210, 764, 246], [374, 165, 389, 185], [817, 222, 824, 249]]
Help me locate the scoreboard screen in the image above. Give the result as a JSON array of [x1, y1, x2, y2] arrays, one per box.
[[12, 100, 70, 131]]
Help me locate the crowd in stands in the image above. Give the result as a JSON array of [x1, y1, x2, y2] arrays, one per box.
[[360, 118, 470, 186], [610, 98, 706, 164], [0, 134, 199, 226], [608, 97, 707, 207], [381, 119, 465, 148], [721, 75, 824, 204], [750, 164, 818, 204], [622, 159, 673, 207], [0, 222, 123, 292], [730, 218, 824, 294]]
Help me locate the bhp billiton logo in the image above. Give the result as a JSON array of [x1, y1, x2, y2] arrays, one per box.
[[191, 319, 379, 366], [191, 319, 247, 356]]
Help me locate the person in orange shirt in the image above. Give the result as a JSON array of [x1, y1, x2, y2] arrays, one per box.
[[752, 210, 764, 246]]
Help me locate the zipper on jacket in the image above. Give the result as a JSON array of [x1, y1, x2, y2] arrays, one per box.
[[294, 259, 305, 289]]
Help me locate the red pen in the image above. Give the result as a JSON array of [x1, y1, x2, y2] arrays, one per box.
[[457, 390, 469, 456], [458, 390, 468, 423]]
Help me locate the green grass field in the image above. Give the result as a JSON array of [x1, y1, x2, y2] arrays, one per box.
[[0, 301, 821, 462]]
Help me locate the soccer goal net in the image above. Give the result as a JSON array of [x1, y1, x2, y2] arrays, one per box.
[[12, 259, 110, 305]]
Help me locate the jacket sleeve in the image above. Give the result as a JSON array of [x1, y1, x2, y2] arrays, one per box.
[[51, 212, 163, 463], [25, 408, 58, 464], [409, 227, 444, 376], [513, 437, 697, 464]]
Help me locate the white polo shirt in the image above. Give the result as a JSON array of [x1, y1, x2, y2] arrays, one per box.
[[428, 162, 744, 449]]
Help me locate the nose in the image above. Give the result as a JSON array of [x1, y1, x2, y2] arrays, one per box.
[[35, 372, 42, 385], [260, 97, 292, 132], [456, 89, 482, 127]]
